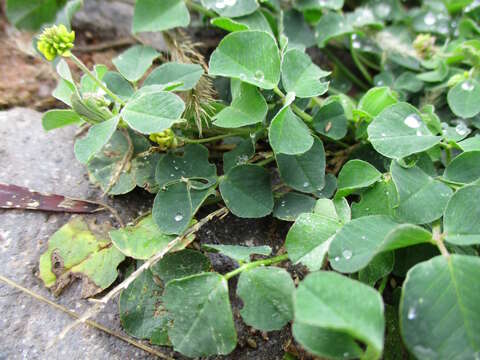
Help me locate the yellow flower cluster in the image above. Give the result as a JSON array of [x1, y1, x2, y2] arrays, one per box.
[[37, 24, 75, 61], [149, 129, 179, 151]]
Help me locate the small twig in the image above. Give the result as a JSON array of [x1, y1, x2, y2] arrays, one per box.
[[103, 129, 134, 197], [0, 275, 172, 359], [432, 224, 450, 259], [55, 207, 229, 342], [82, 198, 125, 227]]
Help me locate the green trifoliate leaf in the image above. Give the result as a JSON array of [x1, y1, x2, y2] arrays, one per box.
[[80, 65, 108, 94], [237, 267, 294, 331], [351, 178, 398, 218], [121, 91, 185, 134], [223, 137, 256, 173], [269, 106, 314, 155], [286, 212, 341, 271], [74, 116, 120, 164], [394, 71, 423, 93], [329, 215, 432, 273], [202, 244, 271, 263], [444, 185, 480, 245], [164, 273, 237, 357], [315, 12, 354, 48], [112, 45, 159, 82], [444, 151, 480, 184], [219, 164, 273, 218], [281, 49, 329, 98], [132, 152, 161, 193], [213, 82, 268, 128], [276, 137, 326, 193], [109, 215, 189, 259], [151, 249, 211, 284], [458, 135, 480, 152], [336, 159, 382, 198], [87, 130, 150, 195], [391, 162, 452, 224], [312, 101, 348, 140], [155, 144, 217, 190], [201, 0, 258, 17], [293, 271, 385, 359], [314, 197, 351, 224], [447, 79, 480, 118], [273, 192, 316, 221], [368, 102, 441, 159], [282, 9, 316, 50], [400, 255, 480, 360], [119, 269, 169, 345], [153, 182, 216, 235], [144, 62, 204, 91], [103, 72, 135, 101], [358, 252, 395, 286], [209, 30, 281, 89], [42, 109, 82, 131], [38, 217, 125, 298], [132, 0, 190, 33], [358, 87, 398, 119], [211, 10, 272, 34]]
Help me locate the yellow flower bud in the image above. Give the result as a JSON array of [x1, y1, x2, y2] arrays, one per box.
[[37, 24, 75, 61], [149, 129, 178, 150]]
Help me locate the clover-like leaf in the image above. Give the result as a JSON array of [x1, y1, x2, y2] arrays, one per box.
[[237, 267, 294, 331], [213, 82, 267, 128], [276, 137, 326, 193], [281, 49, 329, 98], [144, 62, 204, 91], [269, 106, 314, 155], [155, 144, 217, 189], [112, 45, 159, 82], [391, 162, 452, 224], [312, 101, 348, 140], [315, 12, 354, 47], [211, 10, 272, 34], [132, 0, 190, 33], [329, 215, 432, 273], [286, 212, 341, 271], [119, 269, 169, 345], [74, 116, 120, 164], [336, 159, 382, 198], [351, 178, 398, 218], [109, 215, 189, 259], [444, 151, 480, 184], [219, 164, 273, 218], [151, 249, 211, 284], [444, 185, 480, 245], [201, 0, 258, 17], [39, 217, 125, 298], [209, 30, 281, 89], [103, 71, 135, 100], [293, 271, 385, 359], [400, 255, 480, 360], [447, 79, 480, 118], [273, 192, 316, 221], [368, 102, 441, 159], [121, 91, 185, 134], [42, 109, 82, 131], [164, 273, 237, 357]]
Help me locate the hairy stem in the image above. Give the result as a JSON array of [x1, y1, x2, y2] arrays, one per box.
[[224, 254, 289, 280], [432, 223, 450, 259], [70, 54, 126, 106]]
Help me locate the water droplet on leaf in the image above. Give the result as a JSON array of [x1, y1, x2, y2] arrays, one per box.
[[174, 213, 184, 222], [404, 114, 421, 128]]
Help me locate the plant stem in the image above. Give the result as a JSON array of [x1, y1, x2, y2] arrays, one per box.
[[185, 0, 217, 18], [350, 42, 373, 84], [255, 155, 275, 166], [432, 223, 450, 259], [324, 48, 369, 90], [224, 254, 289, 280], [378, 276, 388, 294], [179, 133, 235, 144], [273, 86, 313, 123], [70, 54, 126, 106]]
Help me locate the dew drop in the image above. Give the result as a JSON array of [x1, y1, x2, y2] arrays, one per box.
[[224, 0, 236, 5], [419, 297, 424, 304], [361, 235, 366, 240], [174, 166, 179, 170], [280, 201, 286, 207], [408, 307, 417, 320], [424, 12, 436, 26], [404, 114, 421, 128], [381, 132, 386, 137], [342, 250, 352, 260], [462, 81, 474, 91], [303, 181, 309, 188], [352, 41, 361, 49], [174, 213, 184, 222], [254, 70, 264, 82], [334, 256, 340, 262], [343, 352, 350, 358]]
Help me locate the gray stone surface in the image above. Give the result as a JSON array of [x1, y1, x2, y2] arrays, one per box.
[[0, 108, 160, 360]]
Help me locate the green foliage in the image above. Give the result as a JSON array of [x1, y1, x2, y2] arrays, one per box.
[[34, 1, 480, 358]]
